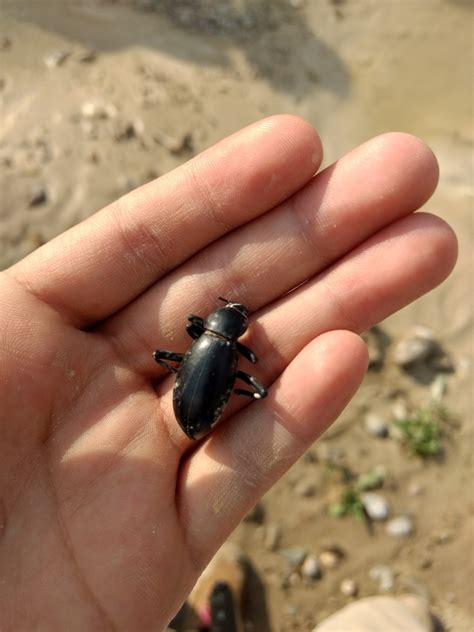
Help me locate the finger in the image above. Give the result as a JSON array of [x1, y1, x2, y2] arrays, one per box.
[[104, 133, 439, 373], [154, 212, 457, 455], [251, 212, 458, 379], [177, 331, 368, 566], [8, 115, 322, 327]]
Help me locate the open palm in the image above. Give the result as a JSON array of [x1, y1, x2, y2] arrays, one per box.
[[0, 116, 457, 630]]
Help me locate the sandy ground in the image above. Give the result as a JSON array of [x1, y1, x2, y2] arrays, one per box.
[[0, 1, 473, 630]]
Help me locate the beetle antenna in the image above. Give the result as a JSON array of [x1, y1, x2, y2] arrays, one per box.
[[218, 296, 230, 304]]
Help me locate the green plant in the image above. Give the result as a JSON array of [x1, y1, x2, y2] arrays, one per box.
[[329, 487, 365, 520], [395, 405, 447, 458]]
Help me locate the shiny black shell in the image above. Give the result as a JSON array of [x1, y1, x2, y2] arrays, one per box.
[[173, 334, 238, 440]]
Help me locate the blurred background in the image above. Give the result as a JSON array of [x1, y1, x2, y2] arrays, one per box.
[[0, 1, 472, 630]]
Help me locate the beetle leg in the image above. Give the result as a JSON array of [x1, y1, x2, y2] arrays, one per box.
[[187, 314, 204, 326], [236, 342, 258, 364], [235, 370, 267, 399], [186, 315, 205, 339], [186, 323, 203, 339], [152, 350, 184, 373]]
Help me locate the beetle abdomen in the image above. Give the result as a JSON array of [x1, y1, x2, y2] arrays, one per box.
[[173, 335, 237, 439]]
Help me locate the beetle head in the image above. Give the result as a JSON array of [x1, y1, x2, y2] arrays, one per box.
[[206, 300, 249, 340]]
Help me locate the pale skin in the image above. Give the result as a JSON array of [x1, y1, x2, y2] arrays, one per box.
[[0, 116, 457, 630]]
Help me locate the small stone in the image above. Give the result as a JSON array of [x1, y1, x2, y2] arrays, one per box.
[[394, 331, 437, 367], [0, 36, 12, 51], [85, 149, 100, 164], [386, 515, 414, 538], [435, 531, 453, 545], [301, 555, 322, 580], [243, 501, 265, 524], [361, 493, 390, 521], [279, 546, 307, 569], [320, 546, 344, 569], [131, 117, 145, 137], [288, 571, 301, 586], [113, 120, 137, 142], [153, 129, 193, 154], [370, 565, 395, 592], [75, 49, 96, 63], [408, 482, 423, 497], [28, 185, 48, 207], [81, 100, 117, 120], [312, 595, 433, 632], [264, 523, 281, 551], [340, 578, 358, 597], [295, 480, 317, 497], [43, 49, 71, 68], [419, 558, 432, 569], [364, 413, 389, 438], [430, 375, 447, 402]]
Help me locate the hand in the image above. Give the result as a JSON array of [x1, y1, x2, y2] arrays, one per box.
[[0, 116, 457, 630]]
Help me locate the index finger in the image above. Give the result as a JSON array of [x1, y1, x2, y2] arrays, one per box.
[[7, 115, 322, 327]]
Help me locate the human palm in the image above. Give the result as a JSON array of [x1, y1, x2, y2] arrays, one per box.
[[0, 116, 457, 630]]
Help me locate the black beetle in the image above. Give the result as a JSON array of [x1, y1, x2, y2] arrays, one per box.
[[153, 298, 267, 440]]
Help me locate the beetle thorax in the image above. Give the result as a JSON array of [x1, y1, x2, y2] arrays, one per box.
[[204, 306, 248, 341]]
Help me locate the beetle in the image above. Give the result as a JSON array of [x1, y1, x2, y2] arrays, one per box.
[[153, 298, 267, 440]]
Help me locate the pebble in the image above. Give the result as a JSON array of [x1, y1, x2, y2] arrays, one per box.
[[386, 515, 414, 538], [295, 480, 317, 497], [28, 185, 48, 207], [0, 36, 12, 51], [81, 100, 117, 120], [319, 546, 344, 569], [243, 501, 265, 524], [340, 578, 358, 597], [301, 555, 322, 580], [394, 328, 437, 367], [113, 120, 137, 142], [75, 49, 97, 63], [408, 482, 423, 496], [419, 557, 432, 570], [430, 374, 447, 402], [153, 129, 193, 154], [279, 546, 307, 569], [264, 523, 281, 551], [370, 565, 395, 592], [364, 412, 389, 438], [43, 49, 71, 68], [361, 492, 390, 521], [391, 399, 409, 421], [312, 595, 433, 631]]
